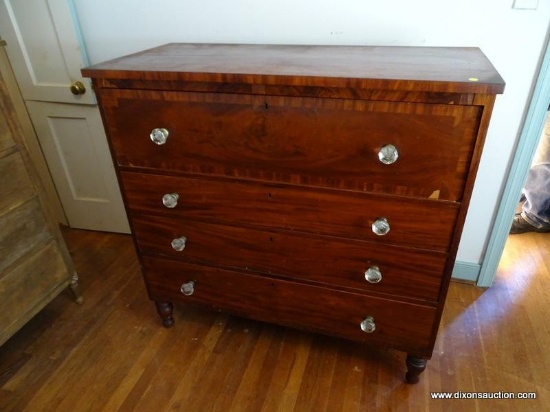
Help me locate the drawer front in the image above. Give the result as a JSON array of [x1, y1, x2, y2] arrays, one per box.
[[0, 240, 69, 342], [121, 172, 460, 251], [132, 214, 447, 302], [0, 152, 35, 214], [0, 197, 52, 273], [102, 90, 481, 201], [0, 111, 15, 152], [141, 256, 437, 354]]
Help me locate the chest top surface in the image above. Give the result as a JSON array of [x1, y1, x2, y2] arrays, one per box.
[[82, 43, 505, 94]]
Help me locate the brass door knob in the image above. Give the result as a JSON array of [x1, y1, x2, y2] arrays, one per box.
[[70, 81, 86, 95]]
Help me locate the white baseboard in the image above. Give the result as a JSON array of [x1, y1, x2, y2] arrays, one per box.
[[451, 261, 481, 283]]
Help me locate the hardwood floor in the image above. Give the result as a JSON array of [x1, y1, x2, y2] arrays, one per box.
[[0, 228, 548, 411]]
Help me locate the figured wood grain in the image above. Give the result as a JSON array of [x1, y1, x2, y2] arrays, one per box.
[[121, 172, 460, 252], [141, 256, 437, 355], [103, 89, 481, 200], [100, 79, 476, 105], [131, 214, 447, 302], [82, 44, 505, 94], [83, 44, 505, 385], [426, 94, 500, 353]]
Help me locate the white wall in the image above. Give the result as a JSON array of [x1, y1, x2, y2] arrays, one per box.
[[74, 0, 550, 264]]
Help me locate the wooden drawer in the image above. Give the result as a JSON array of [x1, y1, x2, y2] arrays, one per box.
[[0, 240, 69, 341], [0, 152, 35, 214], [121, 172, 460, 252], [132, 214, 447, 302], [0, 197, 52, 273], [102, 90, 482, 201], [141, 256, 438, 355], [0, 109, 15, 152]]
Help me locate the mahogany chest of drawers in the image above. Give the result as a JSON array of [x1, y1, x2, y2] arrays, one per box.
[[83, 44, 504, 383]]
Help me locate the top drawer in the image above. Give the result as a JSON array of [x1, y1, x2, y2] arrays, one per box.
[[101, 90, 482, 201]]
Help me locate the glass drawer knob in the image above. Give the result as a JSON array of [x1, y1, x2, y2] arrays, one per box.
[[378, 144, 398, 164], [180, 280, 195, 296], [365, 266, 382, 283], [171, 236, 187, 251], [372, 217, 390, 236], [162, 193, 179, 208], [360, 316, 376, 333], [150, 128, 169, 145]]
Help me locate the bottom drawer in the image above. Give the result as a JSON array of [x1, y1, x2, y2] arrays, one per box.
[[0, 240, 70, 345], [141, 256, 438, 355]]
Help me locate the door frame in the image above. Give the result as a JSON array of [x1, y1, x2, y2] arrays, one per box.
[[477, 31, 550, 287]]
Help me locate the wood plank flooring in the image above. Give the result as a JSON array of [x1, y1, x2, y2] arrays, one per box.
[[0, 228, 548, 411]]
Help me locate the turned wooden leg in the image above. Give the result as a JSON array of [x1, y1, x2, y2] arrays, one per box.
[[69, 272, 84, 304], [405, 355, 427, 384], [155, 301, 174, 328]]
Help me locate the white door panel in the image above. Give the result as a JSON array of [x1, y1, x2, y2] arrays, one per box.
[[0, 0, 95, 104], [26, 101, 129, 233]]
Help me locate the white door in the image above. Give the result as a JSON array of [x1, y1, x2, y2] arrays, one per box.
[[26, 101, 129, 233], [0, 0, 130, 233]]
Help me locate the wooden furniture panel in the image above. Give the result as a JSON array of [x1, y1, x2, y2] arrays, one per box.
[[0, 152, 35, 212], [0, 197, 51, 273], [141, 256, 437, 355], [82, 44, 504, 94], [0, 241, 67, 338], [0, 105, 14, 151], [0, 44, 82, 347], [120, 172, 460, 251], [83, 44, 504, 383], [103, 90, 481, 200], [132, 214, 447, 302]]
